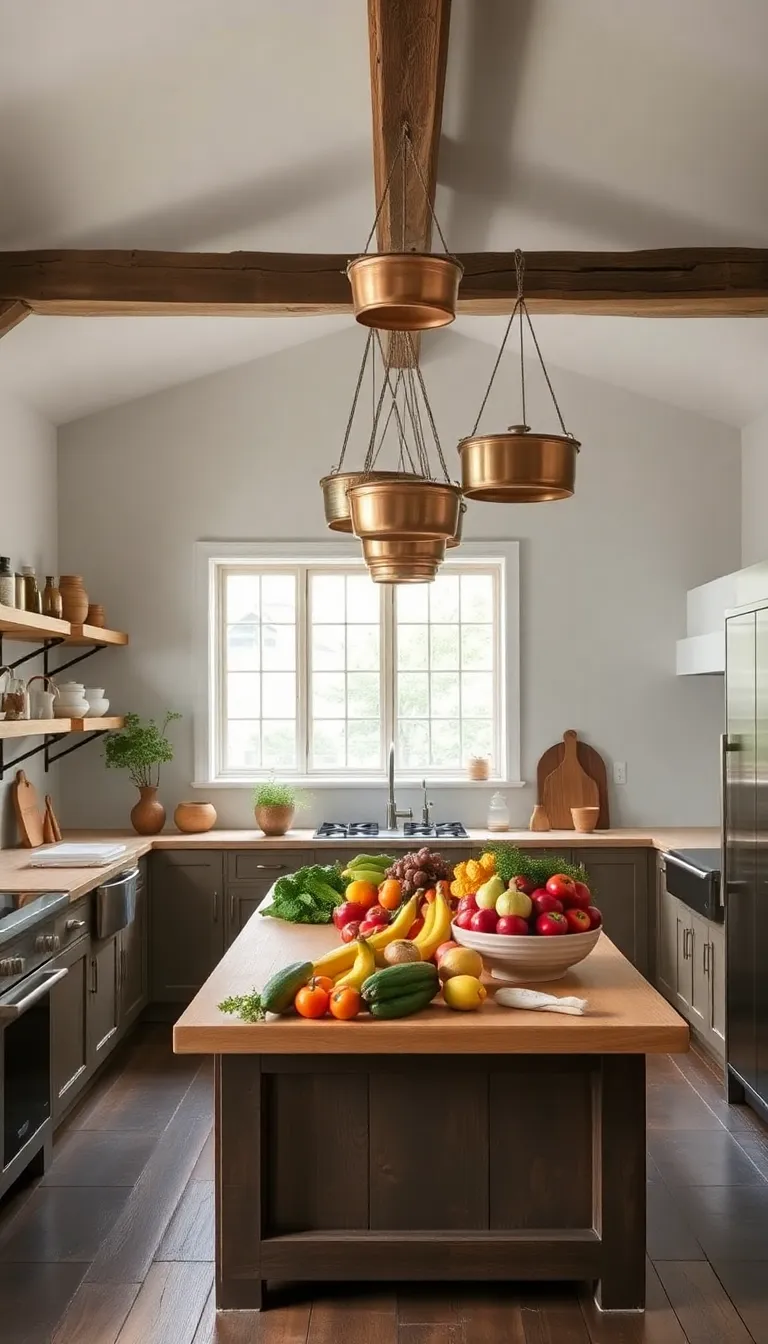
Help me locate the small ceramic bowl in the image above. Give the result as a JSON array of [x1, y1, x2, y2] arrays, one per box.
[[451, 922, 601, 982], [84, 690, 109, 717]]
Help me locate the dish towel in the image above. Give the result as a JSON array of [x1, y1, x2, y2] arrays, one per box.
[[494, 987, 587, 1016]]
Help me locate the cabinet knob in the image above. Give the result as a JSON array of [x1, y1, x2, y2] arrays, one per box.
[[65, 919, 86, 932]]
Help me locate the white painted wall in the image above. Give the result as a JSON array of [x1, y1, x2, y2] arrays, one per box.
[[0, 387, 58, 847], [741, 407, 768, 567], [57, 328, 740, 829]]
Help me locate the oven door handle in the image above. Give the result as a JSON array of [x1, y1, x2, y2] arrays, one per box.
[[0, 967, 68, 1021]]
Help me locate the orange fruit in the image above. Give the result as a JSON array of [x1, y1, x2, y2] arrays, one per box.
[[345, 879, 378, 910], [329, 987, 361, 1020], [378, 879, 402, 911]]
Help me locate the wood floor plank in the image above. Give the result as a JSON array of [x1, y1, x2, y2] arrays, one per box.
[[306, 1294, 397, 1344], [646, 1181, 706, 1260], [0, 1185, 131, 1263], [192, 1288, 311, 1343], [192, 1129, 215, 1181], [709, 1260, 768, 1344], [0, 1261, 87, 1344], [580, 1260, 687, 1344], [654, 1260, 754, 1344], [86, 1068, 212, 1284], [461, 1293, 526, 1344], [647, 1131, 762, 1187], [51, 1282, 140, 1344], [647, 1084, 725, 1132], [155, 1180, 214, 1262], [72, 1031, 200, 1135], [398, 1287, 463, 1324], [521, 1298, 591, 1344], [398, 1326, 463, 1343], [43, 1128, 158, 1187], [677, 1184, 768, 1263], [111, 1262, 212, 1344]]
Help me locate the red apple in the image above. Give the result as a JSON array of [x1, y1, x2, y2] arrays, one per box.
[[470, 907, 499, 934], [358, 918, 381, 937], [453, 908, 474, 931], [564, 908, 592, 934], [569, 881, 592, 911], [496, 914, 530, 936], [587, 906, 603, 930], [532, 891, 564, 917], [508, 875, 536, 895], [457, 893, 478, 912], [536, 910, 568, 936], [340, 920, 361, 943], [333, 901, 365, 931], [546, 874, 577, 902], [365, 905, 391, 927]]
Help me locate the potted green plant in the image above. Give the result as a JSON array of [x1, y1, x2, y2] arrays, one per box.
[[253, 778, 298, 836], [105, 711, 181, 835]]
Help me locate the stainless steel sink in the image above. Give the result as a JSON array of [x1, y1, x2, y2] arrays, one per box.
[[95, 868, 139, 940]]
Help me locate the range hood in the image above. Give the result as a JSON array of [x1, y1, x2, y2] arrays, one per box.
[[677, 559, 768, 675]]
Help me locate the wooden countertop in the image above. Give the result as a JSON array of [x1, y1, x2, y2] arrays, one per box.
[[173, 913, 689, 1057], [0, 826, 717, 906]]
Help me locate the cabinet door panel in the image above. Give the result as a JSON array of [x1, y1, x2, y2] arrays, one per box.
[[675, 908, 693, 1016], [656, 864, 678, 1004], [50, 936, 90, 1121], [725, 610, 757, 1089], [150, 852, 224, 1002], [689, 913, 708, 1032], [709, 924, 726, 1058], [88, 937, 120, 1064], [227, 887, 268, 944], [577, 849, 647, 969], [119, 878, 148, 1028]]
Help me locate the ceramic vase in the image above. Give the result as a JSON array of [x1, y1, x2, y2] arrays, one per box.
[[59, 575, 89, 624], [174, 801, 217, 834], [254, 804, 294, 836], [131, 786, 166, 835]]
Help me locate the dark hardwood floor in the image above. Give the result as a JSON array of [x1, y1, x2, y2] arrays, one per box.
[[1, 1027, 768, 1343]]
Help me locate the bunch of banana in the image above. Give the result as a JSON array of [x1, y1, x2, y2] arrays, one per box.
[[334, 937, 376, 990], [412, 890, 453, 961], [312, 894, 420, 981], [340, 853, 394, 885]]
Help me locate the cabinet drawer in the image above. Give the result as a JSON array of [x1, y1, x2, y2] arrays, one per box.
[[226, 851, 313, 883], [55, 896, 92, 949]]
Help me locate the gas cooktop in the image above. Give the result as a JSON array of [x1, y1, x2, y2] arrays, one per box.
[[314, 822, 382, 839], [404, 822, 468, 839], [314, 821, 469, 839]]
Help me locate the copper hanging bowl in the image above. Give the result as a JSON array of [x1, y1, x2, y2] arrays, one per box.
[[458, 424, 579, 502], [347, 253, 463, 331], [447, 499, 466, 548], [363, 538, 444, 584], [319, 470, 421, 533], [348, 477, 462, 541]]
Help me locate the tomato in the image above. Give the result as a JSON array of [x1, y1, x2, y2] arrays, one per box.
[[329, 986, 361, 1020], [340, 920, 361, 943], [564, 908, 591, 933], [310, 975, 334, 993], [546, 874, 577, 902], [378, 879, 402, 911], [295, 984, 330, 1018]]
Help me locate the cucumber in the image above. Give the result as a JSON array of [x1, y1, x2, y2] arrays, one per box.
[[362, 962, 438, 1003], [261, 961, 313, 1014], [370, 987, 437, 1019]]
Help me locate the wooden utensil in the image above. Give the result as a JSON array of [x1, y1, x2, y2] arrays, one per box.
[[45, 795, 62, 842], [536, 731, 610, 828], [13, 770, 44, 848], [542, 730, 600, 830]]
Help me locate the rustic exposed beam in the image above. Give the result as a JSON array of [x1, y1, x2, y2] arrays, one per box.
[[367, 0, 452, 367], [0, 300, 29, 338], [3, 249, 768, 317]]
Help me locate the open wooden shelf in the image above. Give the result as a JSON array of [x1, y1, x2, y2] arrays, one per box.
[[69, 716, 124, 732], [65, 625, 129, 647], [0, 603, 128, 647], [0, 716, 124, 741]]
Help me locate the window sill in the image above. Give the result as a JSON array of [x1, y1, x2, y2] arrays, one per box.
[[191, 777, 527, 790]]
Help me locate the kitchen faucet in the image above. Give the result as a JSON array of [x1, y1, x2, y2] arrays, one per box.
[[386, 741, 412, 831]]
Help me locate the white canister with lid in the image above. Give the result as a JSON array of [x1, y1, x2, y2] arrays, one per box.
[[487, 791, 510, 832], [54, 680, 90, 718]]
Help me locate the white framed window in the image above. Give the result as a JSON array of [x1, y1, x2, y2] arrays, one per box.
[[194, 540, 520, 786]]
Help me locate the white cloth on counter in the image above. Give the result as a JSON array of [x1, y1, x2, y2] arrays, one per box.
[[494, 987, 588, 1016], [26, 843, 128, 867]]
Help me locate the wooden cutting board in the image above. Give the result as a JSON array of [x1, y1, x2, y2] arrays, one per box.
[[541, 730, 601, 830], [13, 769, 44, 848], [536, 731, 610, 828]]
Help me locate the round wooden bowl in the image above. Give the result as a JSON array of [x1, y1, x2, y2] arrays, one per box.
[[346, 253, 463, 330], [348, 478, 462, 542], [174, 801, 217, 834], [459, 425, 579, 502], [571, 806, 600, 833], [451, 923, 601, 983]]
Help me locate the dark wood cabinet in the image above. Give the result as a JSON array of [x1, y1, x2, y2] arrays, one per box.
[[50, 935, 91, 1122], [88, 935, 120, 1065], [119, 871, 148, 1028], [150, 851, 224, 1002], [226, 886, 267, 945], [576, 848, 649, 972]]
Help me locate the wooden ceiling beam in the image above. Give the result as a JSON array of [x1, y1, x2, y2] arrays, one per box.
[[3, 248, 768, 317], [0, 300, 30, 339], [367, 0, 452, 366]]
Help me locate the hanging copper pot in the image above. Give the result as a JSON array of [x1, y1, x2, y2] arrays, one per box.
[[348, 477, 462, 542], [320, 470, 419, 532], [447, 500, 466, 548], [459, 425, 579, 502], [347, 253, 463, 331], [363, 538, 444, 584]]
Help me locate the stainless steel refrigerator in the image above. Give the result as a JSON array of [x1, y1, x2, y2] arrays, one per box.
[[724, 599, 768, 1115]]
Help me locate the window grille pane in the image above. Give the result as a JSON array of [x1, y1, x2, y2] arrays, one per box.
[[222, 571, 297, 773], [308, 570, 383, 770]]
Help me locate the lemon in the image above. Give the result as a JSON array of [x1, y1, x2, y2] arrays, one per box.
[[442, 974, 487, 1011]]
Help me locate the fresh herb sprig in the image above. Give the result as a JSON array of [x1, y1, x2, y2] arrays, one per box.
[[218, 991, 265, 1023], [488, 844, 591, 892]]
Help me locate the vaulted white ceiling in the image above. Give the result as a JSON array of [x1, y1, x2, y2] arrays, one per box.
[[2, 0, 768, 426]]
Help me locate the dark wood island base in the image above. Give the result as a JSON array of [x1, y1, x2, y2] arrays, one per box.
[[215, 1050, 646, 1312]]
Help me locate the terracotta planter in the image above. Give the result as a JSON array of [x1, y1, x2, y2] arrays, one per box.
[[131, 785, 166, 835], [254, 804, 294, 836], [59, 575, 89, 623], [174, 800, 217, 834]]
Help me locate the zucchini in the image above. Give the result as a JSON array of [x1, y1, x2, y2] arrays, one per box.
[[261, 960, 313, 1014], [369, 987, 437, 1019], [362, 962, 438, 1003]]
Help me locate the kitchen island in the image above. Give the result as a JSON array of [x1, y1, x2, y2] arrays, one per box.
[[174, 907, 688, 1313]]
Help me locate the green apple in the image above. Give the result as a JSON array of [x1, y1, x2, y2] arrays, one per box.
[[496, 888, 533, 919], [475, 874, 505, 909]]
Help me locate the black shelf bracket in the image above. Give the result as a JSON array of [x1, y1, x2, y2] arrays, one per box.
[[44, 730, 109, 769], [0, 635, 65, 674], [47, 644, 105, 677], [0, 732, 54, 780]]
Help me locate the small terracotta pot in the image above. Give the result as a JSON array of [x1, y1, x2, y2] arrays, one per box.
[[59, 575, 89, 624], [571, 806, 600, 833], [131, 785, 166, 835], [529, 804, 551, 832], [255, 804, 294, 836], [174, 801, 217, 834]]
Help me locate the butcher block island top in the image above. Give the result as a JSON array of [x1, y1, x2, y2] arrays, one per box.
[[173, 906, 688, 1056]]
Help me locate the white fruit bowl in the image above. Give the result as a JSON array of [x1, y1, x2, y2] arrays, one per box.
[[450, 922, 601, 983]]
